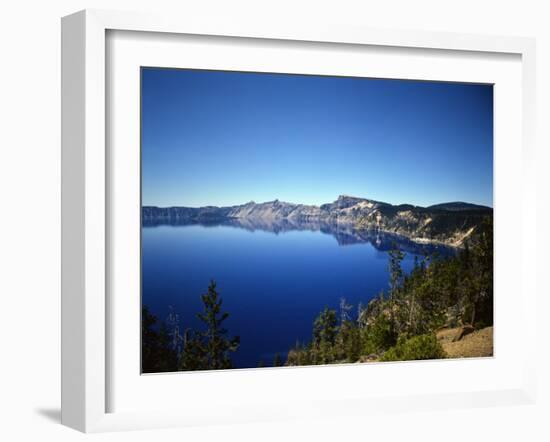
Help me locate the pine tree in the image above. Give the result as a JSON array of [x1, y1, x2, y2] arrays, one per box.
[[388, 245, 405, 300], [388, 244, 405, 336], [313, 307, 338, 364], [196, 280, 240, 370], [467, 217, 493, 326], [141, 306, 178, 373], [178, 328, 206, 371]]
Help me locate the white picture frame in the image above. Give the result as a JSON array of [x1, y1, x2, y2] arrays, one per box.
[[61, 9, 537, 433]]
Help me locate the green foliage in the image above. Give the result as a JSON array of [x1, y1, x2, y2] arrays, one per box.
[[468, 217, 493, 326], [144, 279, 240, 373], [188, 280, 240, 370], [286, 217, 493, 367], [362, 312, 397, 353], [311, 307, 338, 364], [178, 329, 207, 371], [141, 307, 178, 373], [313, 307, 338, 345], [286, 342, 312, 366], [380, 334, 446, 361], [342, 322, 362, 362], [388, 246, 405, 297]]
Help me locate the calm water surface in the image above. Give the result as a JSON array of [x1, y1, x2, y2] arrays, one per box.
[[142, 221, 452, 369]]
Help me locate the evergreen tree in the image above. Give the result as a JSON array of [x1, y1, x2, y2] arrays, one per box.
[[468, 217, 493, 326], [196, 280, 240, 370], [313, 307, 338, 346], [286, 341, 312, 366], [178, 328, 207, 371], [312, 307, 338, 364], [141, 306, 178, 373], [388, 245, 405, 336], [388, 245, 405, 300], [343, 322, 361, 362]]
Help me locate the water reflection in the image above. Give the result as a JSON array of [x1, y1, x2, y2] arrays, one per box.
[[142, 216, 454, 256]]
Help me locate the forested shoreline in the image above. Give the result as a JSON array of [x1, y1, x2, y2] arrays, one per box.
[[286, 217, 493, 365]]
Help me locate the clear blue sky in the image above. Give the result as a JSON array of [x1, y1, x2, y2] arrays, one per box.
[[142, 68, 493, 208]]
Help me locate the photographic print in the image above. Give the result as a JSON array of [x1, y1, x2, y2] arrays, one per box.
[[141, 68, 493, 373]]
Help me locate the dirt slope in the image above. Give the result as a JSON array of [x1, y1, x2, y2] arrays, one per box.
[[437, 326, 493, 359]]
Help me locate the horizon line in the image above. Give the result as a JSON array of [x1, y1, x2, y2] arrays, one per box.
[[142, 195, 494, 210]]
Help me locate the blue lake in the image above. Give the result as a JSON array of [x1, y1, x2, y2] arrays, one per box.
[[142, 220, 452, 369]]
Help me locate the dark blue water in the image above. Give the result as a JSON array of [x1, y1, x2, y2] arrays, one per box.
[[142, 220, 452, 369]]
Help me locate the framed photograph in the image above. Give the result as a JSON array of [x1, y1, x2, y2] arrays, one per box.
[[61, 9, 537, 432]]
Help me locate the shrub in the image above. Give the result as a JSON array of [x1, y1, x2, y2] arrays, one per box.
[[286, 343, 313, 366], [380, 333, 446, 362], [363, 313, 397, 354]]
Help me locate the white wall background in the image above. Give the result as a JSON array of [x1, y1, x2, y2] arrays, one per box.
[[0, 1, 548, 441]]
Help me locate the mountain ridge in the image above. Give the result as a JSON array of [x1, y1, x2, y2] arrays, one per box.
[[142, 195, 492, 247]]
